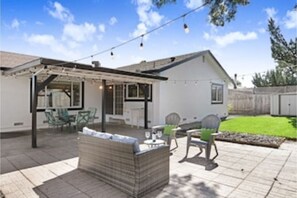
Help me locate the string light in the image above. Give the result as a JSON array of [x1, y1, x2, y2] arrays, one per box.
[[110, 48, 114, 57], [183, 15, 190, 34], [140, 34, 144, 50], [51, 1, 209, 69]]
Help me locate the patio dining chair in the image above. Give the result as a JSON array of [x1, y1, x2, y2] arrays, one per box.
[[152, 112, 180, 150], [73, 110, 90, 131], [44, 109, 67, 131], [87, 107, 97, 127], [56, 108, 75, 126], [185, 114, 221, 167]]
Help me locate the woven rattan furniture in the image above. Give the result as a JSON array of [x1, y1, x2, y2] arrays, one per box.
[[78, 132, 170, 197]]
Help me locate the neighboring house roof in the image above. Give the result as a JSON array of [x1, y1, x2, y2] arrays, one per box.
[[118, 50, 235, 86], [0, 51, 38, 69]]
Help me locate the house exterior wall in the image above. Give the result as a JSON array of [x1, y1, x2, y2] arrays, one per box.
[[0, 74, 102, 133], [155, 55, 229, 125]]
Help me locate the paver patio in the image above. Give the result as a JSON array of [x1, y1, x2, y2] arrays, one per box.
[[1, 124, 296, 198]]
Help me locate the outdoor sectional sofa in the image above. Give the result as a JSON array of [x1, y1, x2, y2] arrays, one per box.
[[78, 127, 170, 197]]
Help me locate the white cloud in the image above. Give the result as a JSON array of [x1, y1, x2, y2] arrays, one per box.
[[35, 21, 44, 25], [204, 31, 258, 47], [264, 7, 277, 20], [63, 22, 96, 42], [92, 44, 98, 52], [283, 10, 297, 29], [25, 34, 78, 58], [258, 28, 266, 34], [132, 0, 164, 37], [11, 18, 20, 29], [98, 24, 105, 33], [48, 1, 74, 23], [109, 17, 118, 25], [184, 0, 204, 9]]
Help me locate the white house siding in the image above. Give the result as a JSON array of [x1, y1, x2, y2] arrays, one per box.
[[156, 55, 228, 125], [0, 75, 102, 133], [1, 75, 33, 132]]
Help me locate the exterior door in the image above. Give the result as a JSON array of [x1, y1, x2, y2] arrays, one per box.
[[105, 85, 123, 115]]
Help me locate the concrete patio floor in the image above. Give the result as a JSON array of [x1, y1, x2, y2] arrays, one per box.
[[1, 124, 296, 198]]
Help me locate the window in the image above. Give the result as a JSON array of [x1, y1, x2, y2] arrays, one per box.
[[211, 83, 223, 104], [37, 80, 83, 110], [125, 84, 152, 101]]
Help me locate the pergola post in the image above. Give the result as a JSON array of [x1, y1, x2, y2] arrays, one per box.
[[101, 79, 106, 132], [144, 84, 149, 129], [31, 75, 37, 148], [31, 74, 57, 148], [140, 84, 149, 129]]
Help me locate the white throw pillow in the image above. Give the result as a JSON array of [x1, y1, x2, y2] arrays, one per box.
[[93, 131, 113, 139], [82, 127, 112, 139], [112, 134, 140, 153], [82, 127, 96, 136]]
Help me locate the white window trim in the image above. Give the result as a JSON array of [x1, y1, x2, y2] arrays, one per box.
[[125, 83, 151, 100], [37, 81, 83, 109], [211, 83, 223, 104]]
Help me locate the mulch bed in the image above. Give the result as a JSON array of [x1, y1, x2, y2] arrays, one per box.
[[216, 132, 286, 148]]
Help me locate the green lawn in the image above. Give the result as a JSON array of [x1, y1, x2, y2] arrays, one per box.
[[219, 116, 297, 139]]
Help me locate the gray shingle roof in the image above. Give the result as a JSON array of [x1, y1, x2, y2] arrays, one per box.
[[0, 51, 38, 69], [117, 51, 207, 73]]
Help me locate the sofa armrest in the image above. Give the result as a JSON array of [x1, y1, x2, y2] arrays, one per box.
[[134, 145, 170, 196]]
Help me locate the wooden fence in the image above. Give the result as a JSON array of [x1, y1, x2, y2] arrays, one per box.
[[228, 86, 297, 115], [228, 91, 270, 115]]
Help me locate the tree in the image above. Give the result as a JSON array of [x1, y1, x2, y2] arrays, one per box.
[[252, 69, 297, 87], [252, 13, 297, 87], [153, 0, 249, 26], [268, 18, 297, 76]]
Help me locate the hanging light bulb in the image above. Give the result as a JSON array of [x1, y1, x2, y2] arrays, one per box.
[[183, 15, 190, 34], [140, 35, 144, 50], [110, 48, 114, 57]]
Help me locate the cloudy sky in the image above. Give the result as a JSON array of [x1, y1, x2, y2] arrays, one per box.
[[2, 0, 296, 87]]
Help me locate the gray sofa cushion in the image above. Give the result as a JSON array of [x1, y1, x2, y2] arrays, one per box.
[[112, 134, 140, 153]]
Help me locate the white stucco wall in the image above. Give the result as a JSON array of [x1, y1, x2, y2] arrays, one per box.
[[155, 55, 229, 125]]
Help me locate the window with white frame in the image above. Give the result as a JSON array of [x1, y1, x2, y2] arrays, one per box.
[[37, 80, 83, 109], [211, 83, 223, 104], [125, 83, 152, 101]]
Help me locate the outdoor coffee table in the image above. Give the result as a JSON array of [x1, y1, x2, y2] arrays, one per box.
[[144, 139, 165, 147]]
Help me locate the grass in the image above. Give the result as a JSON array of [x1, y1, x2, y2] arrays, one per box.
[[219, 116, 297, 139]]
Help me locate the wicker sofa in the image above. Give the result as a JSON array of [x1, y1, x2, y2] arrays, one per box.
[[78, 128, 170, 198]]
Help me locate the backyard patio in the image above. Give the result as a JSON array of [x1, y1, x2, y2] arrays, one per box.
[[1, 124, 296, 198]]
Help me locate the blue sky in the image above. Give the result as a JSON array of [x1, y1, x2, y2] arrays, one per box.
[[1, 0, 296, 87]]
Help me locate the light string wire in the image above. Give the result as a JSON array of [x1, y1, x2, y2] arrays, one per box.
[[52, 1, 210, 67]]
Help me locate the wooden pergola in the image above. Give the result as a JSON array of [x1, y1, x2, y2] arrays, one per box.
[[3, 57, 167, 148]]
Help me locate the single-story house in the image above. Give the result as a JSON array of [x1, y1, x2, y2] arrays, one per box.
[[0, 50, 234, 134]]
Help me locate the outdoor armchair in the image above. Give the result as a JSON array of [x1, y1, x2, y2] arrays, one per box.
[[44, 109, 67, 130], [185, 114, 221, 167], [152, 112, 181, 150]]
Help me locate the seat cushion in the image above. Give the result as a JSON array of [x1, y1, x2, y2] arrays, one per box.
[[163, 125, 176, 136], [112, 134, 140, 153], [200, 128, 215, 141]]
